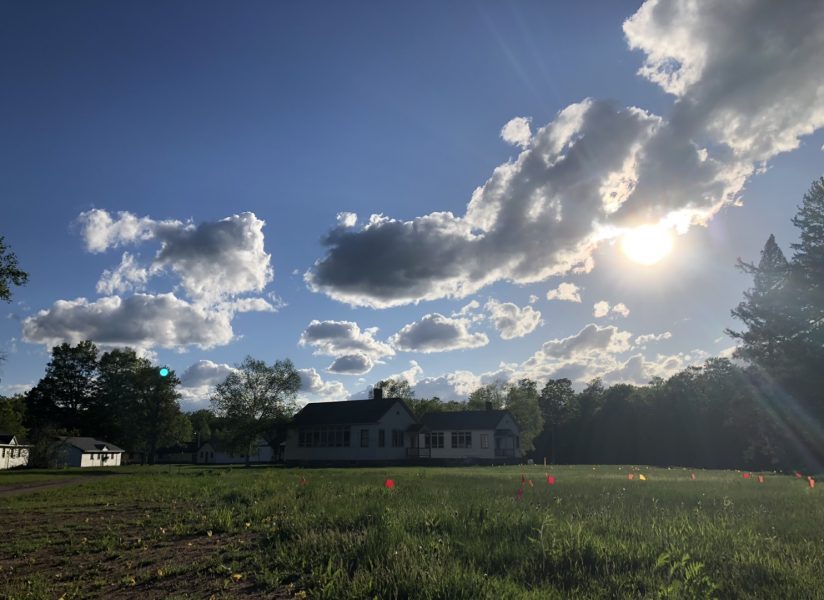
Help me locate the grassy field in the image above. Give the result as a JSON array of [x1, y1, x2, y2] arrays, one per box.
[[0, 464, 822, 599]]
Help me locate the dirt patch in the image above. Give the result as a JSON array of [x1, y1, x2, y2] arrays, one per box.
[[0, 474, 122, 498]]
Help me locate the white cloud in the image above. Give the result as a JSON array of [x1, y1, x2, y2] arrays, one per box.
[[299, 320, 394, 365], [79, 210, 274, 305], [336, 212, 358, 228], [412, 363, 517, 401], [593, 301, 630, 318], [528, 294, 539, 304], [386, 360, 425, 386], [178, 360, 238, 408], [546, 282, 582, 303], [96, 252, 149, 295], [0, 382, 34, 396], [21, 293, 235, 352], [635, 331, 672, 345], [297, 367, 347, 399], [484, 299, 542, 340], [389, 313, 489, 353], [593, 301, 610, 318], [77, 209, 161, 253], [327, 353, 373, 375], [612, 303, 630, 318], [500, 116, 532, 149]]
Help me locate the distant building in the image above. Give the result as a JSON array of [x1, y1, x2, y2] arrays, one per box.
[[195, 438, 274, 464], [284, 388, 521, 466], [53, 437, 125, 467], [0, 433, 30, 470], [154, 442, 197, 464]]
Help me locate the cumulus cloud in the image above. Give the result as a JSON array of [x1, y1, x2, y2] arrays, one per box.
[[500, 116, 532, 148], [593, 301, 630, 318], [327, 353, 373, 375], [299, 320, 394, 363], [546, 282, 582, 303], [413, 363, 517, 401], [389, 313, 489, 353], [79, 210, 273, 304], [298, 367, 347, 399], [96, 252, 149, 295], [306, 0, 824, 309], [484, 299, 542, 340], [21, 293, 235, 352], [635, 331, 672, 345], [593, 301, 610, 318], [178, 359, 237, 407], [336, 212, 358, 228]]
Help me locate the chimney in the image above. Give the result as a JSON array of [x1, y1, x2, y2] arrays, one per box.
[[374, 386, 383, 400], [485, 401, 492, 411]]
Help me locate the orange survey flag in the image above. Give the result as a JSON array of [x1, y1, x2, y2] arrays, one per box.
[[528, 479, 534, 488], [757, 475, 765, 484], [627, 473, 635, 480], [299, 476, 308, 486], [521, 474, 526, 485], [809, 477, 816, 489], [690, 473, 696, 480], [743, 473, 751, 479], [384, 479, 395, 490], [547, 475, 556, 485]]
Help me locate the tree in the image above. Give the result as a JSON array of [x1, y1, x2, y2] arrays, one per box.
[[369, 378, 414, 400], [35, 341, 100, 431], [467, 380, 507, 410], [726, 235, 794, 366], [0, 394, 27, 439], [131, 364, 186, 464], [791, 176, 824, 343], [503, 378, 543, 455], [211, 356, 301, 464], [188, 409, 215, 446], [538, 378, 576, 463], [0, 236, 28, 303]]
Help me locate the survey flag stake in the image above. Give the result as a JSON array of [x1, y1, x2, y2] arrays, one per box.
[[547, 475, 556, 485], [384, 479, 395, 490], [690, 473, 696, 481], [743, 473, 751, 479], [758, 475, 764, 484]]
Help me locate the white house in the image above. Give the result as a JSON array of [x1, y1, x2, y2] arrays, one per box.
[[53, 437, 124, 467], [195, 438, 274, 464], [0, 433, 30, 470], [411, 409, 521, 461], [284, 389, 522, 465]]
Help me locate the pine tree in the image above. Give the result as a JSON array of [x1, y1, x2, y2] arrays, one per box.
[[790, 177, 824, 345], [726, 235, 794, 366]]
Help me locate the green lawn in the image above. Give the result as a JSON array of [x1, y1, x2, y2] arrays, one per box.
[[0, 464, 821, 599]]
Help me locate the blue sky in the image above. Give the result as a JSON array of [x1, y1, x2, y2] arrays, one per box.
[[2, 0, 823, 410]]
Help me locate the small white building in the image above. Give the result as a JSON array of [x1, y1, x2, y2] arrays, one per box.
[[195, 439, 274, 464], [0, 433, 30, 470], [53, 437, 124, 467]]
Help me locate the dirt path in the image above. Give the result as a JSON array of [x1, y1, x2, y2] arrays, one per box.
[[0, 474, 121, 498]]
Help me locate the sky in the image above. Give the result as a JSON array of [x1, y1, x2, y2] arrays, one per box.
[[1, 0, 823, 411]]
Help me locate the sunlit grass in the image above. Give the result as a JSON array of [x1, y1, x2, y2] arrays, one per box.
[[0, 465, 821, 599]]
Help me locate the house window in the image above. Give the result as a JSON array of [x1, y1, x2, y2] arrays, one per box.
[[480, 434, 489, 449], [378, 429, 385, 447], [451, 431, 472, 449], [360, 429, 369, 448], [430, 432, 444, 448], [1, 448, 5, 458], [300, 426, 351, 447], [391, 430, 404, 448]]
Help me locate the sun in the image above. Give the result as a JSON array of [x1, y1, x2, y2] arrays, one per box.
[[621, 225, 674, 265]]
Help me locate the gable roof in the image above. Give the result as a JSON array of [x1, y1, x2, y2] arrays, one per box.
[[291, 398, 415, 426], [420, 410, 518, 431], [59, 437, 125, 453]]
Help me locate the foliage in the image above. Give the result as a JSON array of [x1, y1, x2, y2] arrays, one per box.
[[211, 356, 301, 461], [0, 394, 27, 439], [0, 235, 27, 303]]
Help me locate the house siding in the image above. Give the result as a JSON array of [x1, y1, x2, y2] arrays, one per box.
[[285, 401, 416, 463]]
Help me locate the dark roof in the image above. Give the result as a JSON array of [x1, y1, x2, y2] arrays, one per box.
[[0, 433, 14, 445], [60, 437, 125, 453], [420, 410, 516, 431], [291, 398, 414, 426]]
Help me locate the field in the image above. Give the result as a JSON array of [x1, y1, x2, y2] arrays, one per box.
[[1, 465, 822, 600]]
